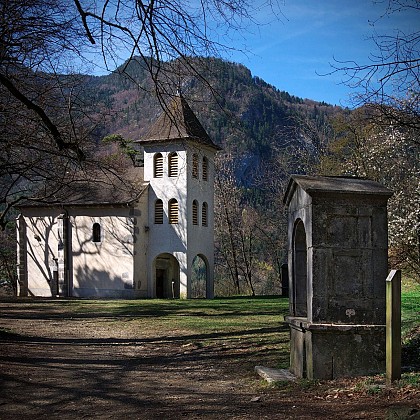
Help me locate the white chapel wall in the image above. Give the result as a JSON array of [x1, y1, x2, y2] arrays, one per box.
[[70, 208, 135, 298], [133, 190, 149, 297], [144, 141, 216, 298], [21, 209, 60, 297], [186, 144, 216, 298], [144, 143, 189, 297]]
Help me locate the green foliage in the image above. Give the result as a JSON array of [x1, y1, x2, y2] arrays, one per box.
[[401, 285, 420, 338], [397, 372, 420, 388], [102, 134, 142, 166]]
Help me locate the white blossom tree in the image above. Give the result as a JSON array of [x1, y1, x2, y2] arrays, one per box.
[[320, 109, 419, 280]]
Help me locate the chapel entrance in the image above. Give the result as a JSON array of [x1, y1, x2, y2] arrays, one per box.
[[191, 254, 208, 298], [154, 254, 180, 298], [156, 269, 165, 298]]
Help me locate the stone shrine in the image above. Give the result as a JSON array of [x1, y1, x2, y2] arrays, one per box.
[[283, 175, 393, 379]]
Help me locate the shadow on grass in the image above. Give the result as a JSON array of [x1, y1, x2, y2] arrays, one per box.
[[0, 319, 290, 417], [0, 296, 290, 321], [0, 323, 289, 347]]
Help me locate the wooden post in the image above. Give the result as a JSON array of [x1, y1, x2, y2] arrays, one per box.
[[386, 269, 401, 383]]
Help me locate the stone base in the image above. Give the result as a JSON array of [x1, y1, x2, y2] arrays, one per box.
[[255, 366, 297, 383], [286, 316, 386, 379]]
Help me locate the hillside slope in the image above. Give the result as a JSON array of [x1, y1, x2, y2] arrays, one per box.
[[86, 57, 344, 185]]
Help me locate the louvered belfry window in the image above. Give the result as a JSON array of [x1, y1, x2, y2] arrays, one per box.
[[168, 152, 178, 177], [154, 153, 163, 178], [192, 153, 199, 179], [202, 157, 208, 181], [192, 200, 198, 225], [155, 199, 163, 224], [202, 202, 208, 227], [168, 199, 178, 224]]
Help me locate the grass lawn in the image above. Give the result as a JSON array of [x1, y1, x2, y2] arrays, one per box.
[[55, 275, 418, 339], [401, 275, 420, 338], [51, 295, 290, 337], [0, 295, 292, 372], [400, 276, 420, 376], [0, 279, 418, 419], [0, 275, 418, 378], [135, 296, 290, 369]]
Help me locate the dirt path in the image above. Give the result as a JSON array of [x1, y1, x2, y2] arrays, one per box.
[[0, 299, 419, 419]]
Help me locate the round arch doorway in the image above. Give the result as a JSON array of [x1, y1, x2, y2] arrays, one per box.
[[154, 253, 180, 299], [191, 254, 208, 298]]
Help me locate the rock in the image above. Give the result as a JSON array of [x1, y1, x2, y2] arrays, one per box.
[[255, 366, 297, 383]]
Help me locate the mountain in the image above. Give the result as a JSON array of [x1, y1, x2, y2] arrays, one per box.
[[84, 57, 345, 187]]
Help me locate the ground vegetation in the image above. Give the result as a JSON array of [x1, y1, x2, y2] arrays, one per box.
[[0, 288, 418, 419]]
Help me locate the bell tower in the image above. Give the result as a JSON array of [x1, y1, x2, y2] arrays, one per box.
[[136, 93, 221, 298]]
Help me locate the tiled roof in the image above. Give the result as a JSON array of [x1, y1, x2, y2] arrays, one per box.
[[17, 167, 147, 208], [136, 94, 221, 150]]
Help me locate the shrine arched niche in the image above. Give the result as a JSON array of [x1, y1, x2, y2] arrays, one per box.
[[292, 219, 308, 318]]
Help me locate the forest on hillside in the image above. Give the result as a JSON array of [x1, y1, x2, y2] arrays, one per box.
[[1, 56, 417, 295], [85, 57, 419, 294]]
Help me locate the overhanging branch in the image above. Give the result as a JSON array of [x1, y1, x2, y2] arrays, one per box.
[[0, 73, 85, 161]]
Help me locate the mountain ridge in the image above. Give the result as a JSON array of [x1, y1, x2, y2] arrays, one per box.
[[84, 56, 345, 187]]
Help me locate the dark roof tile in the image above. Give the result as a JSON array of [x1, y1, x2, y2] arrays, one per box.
[[136, 94, 221, 150], [18, 167, 147, 208]]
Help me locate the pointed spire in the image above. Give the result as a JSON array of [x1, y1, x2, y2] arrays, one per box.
[[137, 94, 221, 150]]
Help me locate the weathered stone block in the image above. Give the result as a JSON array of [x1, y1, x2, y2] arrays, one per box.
[[309, 324, 386, 379], [284, 175, 392, 379]]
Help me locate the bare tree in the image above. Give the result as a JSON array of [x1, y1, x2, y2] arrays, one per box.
[[329, 0, 419, 134], [214, 153, 242, 294], [0, 0, 280, 228], [323, 1, 419, 279], [0, 226, 17, 294], [214, 152, 288, 296], [1, 0, 104, 228]]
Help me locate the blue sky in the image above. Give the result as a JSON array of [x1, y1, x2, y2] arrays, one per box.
[[222, 0, 419, 107]]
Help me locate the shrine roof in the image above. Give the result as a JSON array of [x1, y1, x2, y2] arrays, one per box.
[[283, 175, 393, 206]]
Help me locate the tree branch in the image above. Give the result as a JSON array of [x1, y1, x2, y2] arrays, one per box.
[[0, 72, 85, 161], [73, 0, 96, 44]]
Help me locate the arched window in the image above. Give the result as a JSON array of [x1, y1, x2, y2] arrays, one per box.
[[192, 200, 198, 225], [168, 152, 178, 177], [202, 156, 208, 181], [202, 202, 208, 227], [192, 153, 198, 179], [154, 199, 163, 224], [92, 223, 101, 242], [154, 153, 163, 178], [168, 199, 178, 224]]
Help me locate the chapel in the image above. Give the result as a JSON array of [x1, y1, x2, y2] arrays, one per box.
[[16, 94, 220, 298]]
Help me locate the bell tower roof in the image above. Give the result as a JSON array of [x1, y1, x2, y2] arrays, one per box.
[[136, 94, 221, 150]]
